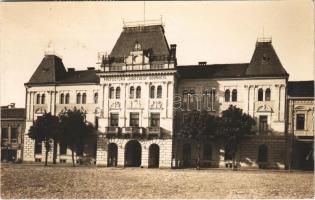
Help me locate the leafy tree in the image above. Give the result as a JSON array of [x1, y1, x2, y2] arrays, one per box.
[[216, 105, 256, 170], [28, 112, 60, 166], [178, 110, 218, 169], [59, 108, 95, 167]]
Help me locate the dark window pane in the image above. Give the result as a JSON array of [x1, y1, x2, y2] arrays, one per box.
[[258, 89, 263, 101], [296, 114, 305, 130], [76, 93, 81, 104], [82, 93, 87, 104], [232, 89, 237, 102], [136, 86, 141, 98], [109, 87, 115, 99], [94, 93, 98, 104], [65, 94, 70, 104], [157, 86, 162, 98], [110, 113, 119, 127], [225, 90, 230, 102], [60, 94, 64, 104], [265, 88, 271, 101], [116, 87, 120, 99], [150, 113, 160, 127], [130, 113, 139, 127], [150, 86, 155, 98], [259, 116, 268, 134], [129, 86, 134, 99]]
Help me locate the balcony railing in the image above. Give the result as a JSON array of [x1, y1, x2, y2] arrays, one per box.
[[123, 127, 144, 135], [105, 127, 121, 135], [146, 127, 161, 136]]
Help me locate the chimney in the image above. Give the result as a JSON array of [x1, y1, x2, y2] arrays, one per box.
[[198, 61, 207, 66], [170, 44, 177, 59], [87, 67, 95, 71], [68, 68, 75, 72]]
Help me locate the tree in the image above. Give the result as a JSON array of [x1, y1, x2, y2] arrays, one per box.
[[178, 110, 218, 169], [216, 105, 256, 170], [28, 112, 60, 166], [59, 108, 95, 167]]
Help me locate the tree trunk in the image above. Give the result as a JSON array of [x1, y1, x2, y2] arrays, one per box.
[[71, 149, 75, 167], [196, 143, 200, 170], [45, 148, 48, 166], [53, 141, 57, 164], [44, 141, 50, 166]]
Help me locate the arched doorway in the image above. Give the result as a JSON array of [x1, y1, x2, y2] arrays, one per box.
[[148, 144, 160, 168], [125, 140, 142, 167], [183, 143, 191, 167], [107, 143, 118, 167]]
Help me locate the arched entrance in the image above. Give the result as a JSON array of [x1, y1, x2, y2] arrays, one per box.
[[125, 140, 142, 167], [107, 143, 118, 167], [183, 143, 191, 167], [148, 144, 160, 168]]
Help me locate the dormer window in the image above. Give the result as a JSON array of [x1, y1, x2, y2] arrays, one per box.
[[262, 54, 270, 63], [134, 41, 142, 51]]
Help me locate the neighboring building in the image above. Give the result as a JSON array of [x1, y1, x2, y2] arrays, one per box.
[[1, 103, 25, 162], [287, 81, 314, 170], [23, 21, 296, 169]]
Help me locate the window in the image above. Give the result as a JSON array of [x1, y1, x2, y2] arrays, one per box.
[[224, 89, 230, 102], [130, 113, 139, 127], [110, 113, 119, 127], [41, 94, 45, 104], [203, 144, 212, 160], [150, 86, 155, 98], [76, 93, 81, 104], [150, 113, 160, 127], [265, 88, 271, 101], [60, 94, 65, 104], [211, 89, 216, 102], [10, 128, 18, 143], [60, 143, 67, 155], [129, 86, 134, 99], [232, 89, 237, 102], [35, 140, 42, 154], [258, 145, 268, 162], [65, 93, 70, 104], [136, 86, 141, 99], [258, 88, 263, 101], [36, 94, 40, 104], [109, 87, 115, 99], [82, 93, 86, 104], [94, 93, 98, 104], [296, 114, 305, 130], [1, 128, 8, 145], [116, 87, 120, 99], [157, 86, 162, 98], [259, 116, 268, 134]]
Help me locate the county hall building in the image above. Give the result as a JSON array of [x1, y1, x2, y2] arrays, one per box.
[[22, 21, 313, 169]]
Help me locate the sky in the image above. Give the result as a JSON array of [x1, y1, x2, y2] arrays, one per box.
[[0, 1, 314, 107]]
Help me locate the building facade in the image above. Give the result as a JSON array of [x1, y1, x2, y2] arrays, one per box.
[[1, 103, 25, 162], [287, 81, 314, 170], [22, 22, 309, 169]]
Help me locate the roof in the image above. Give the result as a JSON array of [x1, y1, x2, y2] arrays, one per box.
[[246, 41, 288, 77], [1, 108, 25, 119], [28, 55, 67, 84], [177, 64, 249, 79], [288, 81, 314, 97], [110, 25, 170, 59], [26, 55, 99, 85]]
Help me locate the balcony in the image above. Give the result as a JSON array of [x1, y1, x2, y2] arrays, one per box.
[[146, 127, 161, 137], [105, 127, 121, 135], [123, 127, 144, 135]]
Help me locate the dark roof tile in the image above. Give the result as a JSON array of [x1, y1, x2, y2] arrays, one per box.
[[1, 108, 25, 119], [288, 81, 314, 97]]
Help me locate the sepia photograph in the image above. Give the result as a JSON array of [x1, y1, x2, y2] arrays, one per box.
[[0, 0, 314, 199]]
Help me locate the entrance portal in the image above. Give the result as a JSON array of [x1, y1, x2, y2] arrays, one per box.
[[125, 140, 142, 167], [148, 144, 159, 168], [107, 143, 118, 167]]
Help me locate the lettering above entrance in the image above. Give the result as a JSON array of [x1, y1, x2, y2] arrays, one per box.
[[257, 105, 273, 113]]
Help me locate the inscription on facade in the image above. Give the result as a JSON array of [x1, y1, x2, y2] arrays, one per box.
[[104, 76, 167, 82]]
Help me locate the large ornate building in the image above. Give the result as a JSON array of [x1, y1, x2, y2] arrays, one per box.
[[22, 22, 313, 169]]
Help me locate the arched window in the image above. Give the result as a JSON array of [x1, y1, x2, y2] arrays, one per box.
[[36, 94, 40, 104], [94, 93, 98, 104], [157, 86, 162, 98], [41, 94, 45, 104], [65, 93, 70, 104], [265, 88, 271, 101], [60, 94, 65, 104], [116, 87, 120, 99], [109, 87, 115, 99], [129, 86, 134, 99], [82, 93, 86, 104], [150, 86, 155, 98], [224, 89, 230, 102], [258, 144, 268, 162], [136, 86, 141, 99], [203, 143, 212, 160], [232, 89, 237, 102], [258, 88, 263, 101], [76, 93, 81, 104]]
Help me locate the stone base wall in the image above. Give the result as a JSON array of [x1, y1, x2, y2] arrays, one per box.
[[174, 135, 287, 169], [96, 136, 173, 168]]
